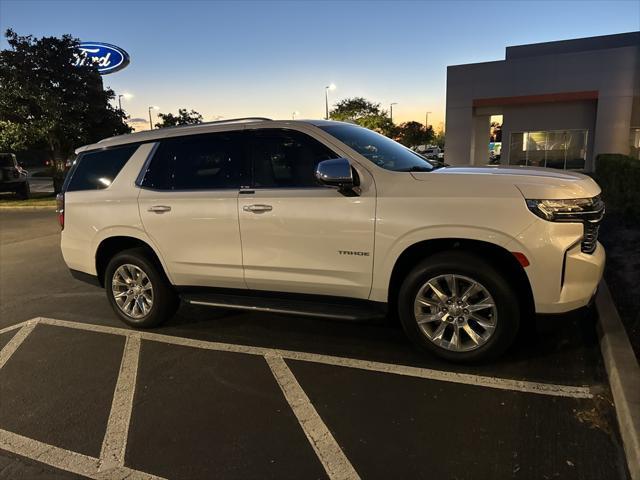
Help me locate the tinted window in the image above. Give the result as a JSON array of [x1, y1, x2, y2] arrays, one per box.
[[0, 154, 15, 167], [320, 124, 434, 172], [142, 132, 245, 190], [66, 145, 138, 191], [250, 129, 339, 188]]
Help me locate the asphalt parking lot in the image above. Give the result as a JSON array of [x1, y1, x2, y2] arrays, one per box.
[[0, 210, 632, 479]]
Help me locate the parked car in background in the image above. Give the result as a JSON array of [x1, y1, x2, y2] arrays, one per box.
[[59, 119, 605, 363], [0, 153, 30, 198]]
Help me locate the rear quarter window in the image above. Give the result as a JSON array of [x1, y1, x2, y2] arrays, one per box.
[[66, 145, 138, 191]]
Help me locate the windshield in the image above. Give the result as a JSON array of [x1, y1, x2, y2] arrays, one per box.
[[319, 124, 434, 172]]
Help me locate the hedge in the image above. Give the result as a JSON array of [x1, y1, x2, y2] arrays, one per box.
[[595, 154, 640, 222]]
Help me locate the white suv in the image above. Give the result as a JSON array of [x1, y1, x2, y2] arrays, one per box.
[[59, 118, 605, 362]]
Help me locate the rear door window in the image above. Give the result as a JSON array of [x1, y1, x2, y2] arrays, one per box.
[[141, 132, 246, 190], [66, 145, 139, 191]]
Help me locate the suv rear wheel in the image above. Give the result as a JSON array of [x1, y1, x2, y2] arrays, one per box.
[[398, 251, 520, 363], [105, 248, 179, 328]]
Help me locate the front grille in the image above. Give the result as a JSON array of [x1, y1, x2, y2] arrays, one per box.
[[582, 222, 600, 254], [580, 196, 605, 254]]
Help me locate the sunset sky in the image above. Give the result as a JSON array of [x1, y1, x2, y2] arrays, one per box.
[[1, 0, 638, 131]]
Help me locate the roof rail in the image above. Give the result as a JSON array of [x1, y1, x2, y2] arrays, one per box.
[[190, 117, 272, 127], [147, 117, 272, 133], [97, 117, 273, 144]]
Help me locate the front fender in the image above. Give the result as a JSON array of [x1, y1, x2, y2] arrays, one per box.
[[369, 224, 533, 302]]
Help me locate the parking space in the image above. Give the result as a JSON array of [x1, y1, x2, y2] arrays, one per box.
[[0, 210, 631, 479], [0, 317, 630, 480]]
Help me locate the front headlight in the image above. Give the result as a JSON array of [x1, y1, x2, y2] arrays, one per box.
[[526, 196, 605, 222]]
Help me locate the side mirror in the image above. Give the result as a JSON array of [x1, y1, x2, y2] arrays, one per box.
[[315, 158, 358, 195]]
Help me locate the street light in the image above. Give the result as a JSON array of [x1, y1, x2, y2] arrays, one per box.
[[117, 92, 133, 110], [148, 105, 159, 130], [325, 83, 336, 120], [390, 102, 398, 123], [425, 111, 432, 129]]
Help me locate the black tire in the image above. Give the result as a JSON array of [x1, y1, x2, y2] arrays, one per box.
[[397, 251, 520, 363], [104, 248, 179, 328], [15, 181, 29, 199]]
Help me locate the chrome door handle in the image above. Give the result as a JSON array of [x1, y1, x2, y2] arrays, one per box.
[[148, 205, 171, 213], [243, 204, 273, 213]]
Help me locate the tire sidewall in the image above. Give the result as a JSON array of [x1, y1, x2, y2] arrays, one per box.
[[398, 252, 520, 363]]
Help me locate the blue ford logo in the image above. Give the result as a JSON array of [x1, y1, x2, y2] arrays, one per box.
[[74, 42, 130, 75]]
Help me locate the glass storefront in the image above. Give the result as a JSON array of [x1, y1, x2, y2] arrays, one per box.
[[509, 129, 588, 170]]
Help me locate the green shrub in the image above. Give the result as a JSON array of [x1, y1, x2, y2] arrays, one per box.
[[595, 154, 640, 222]]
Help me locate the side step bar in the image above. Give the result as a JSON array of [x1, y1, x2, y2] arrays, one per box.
[[180, 292, 386, 321]]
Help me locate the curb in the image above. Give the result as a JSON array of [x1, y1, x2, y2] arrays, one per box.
[[596, 281, 640, 480], [0, 206, 56, 210]]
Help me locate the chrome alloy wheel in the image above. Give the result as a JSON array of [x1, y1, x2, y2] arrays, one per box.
[[112, 264, 154, 320], [413, 274, 497, 352]]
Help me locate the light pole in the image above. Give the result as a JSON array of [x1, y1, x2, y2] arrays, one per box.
[[117, 92, 133, 110], [325, 83, 336, 120], [390, 102, 398, 123], [148, 106, 159, 130], [425, 111, 432, 129]]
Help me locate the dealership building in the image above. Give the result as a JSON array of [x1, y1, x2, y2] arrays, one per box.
[[445, 31, 640, 171]]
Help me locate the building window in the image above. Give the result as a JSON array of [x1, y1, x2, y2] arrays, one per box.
[[509, 129, 588, 170]]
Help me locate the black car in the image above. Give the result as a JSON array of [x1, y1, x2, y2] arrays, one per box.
[[0, 153, 30, 199]]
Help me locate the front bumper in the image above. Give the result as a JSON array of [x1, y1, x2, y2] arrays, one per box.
[[506, 219, 606, 315], [543, 241, 605, 313]]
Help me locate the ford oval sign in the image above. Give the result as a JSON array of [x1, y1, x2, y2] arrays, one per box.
[[74, 42, 130, 75]]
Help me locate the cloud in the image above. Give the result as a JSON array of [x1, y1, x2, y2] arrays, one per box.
[[127, 117, 148, 124]]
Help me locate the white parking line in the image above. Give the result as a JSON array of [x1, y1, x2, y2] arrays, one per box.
[[0, 321, 27, 336], [0, 427, 101, 477], [266, 354, 360, 480], [0, 428, 164, 479], [0, 321, 163, 479], [36, 317, 594, 399], [0, 316, 601, 480], [99, 334, 141, 472], [0, 322, 35, 370]]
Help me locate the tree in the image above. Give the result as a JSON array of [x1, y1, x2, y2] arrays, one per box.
[[329, 97, 395, 137], [0, 29, 132, 191], [155, 109, 203, 128], [395, 121, 435, 148]]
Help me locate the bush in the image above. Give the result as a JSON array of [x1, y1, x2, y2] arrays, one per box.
[[595, 154, 640, 222]]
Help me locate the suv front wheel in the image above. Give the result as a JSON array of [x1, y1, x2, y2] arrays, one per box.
[[105, 248, 179, 328], [398, 251, 520, 363]]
